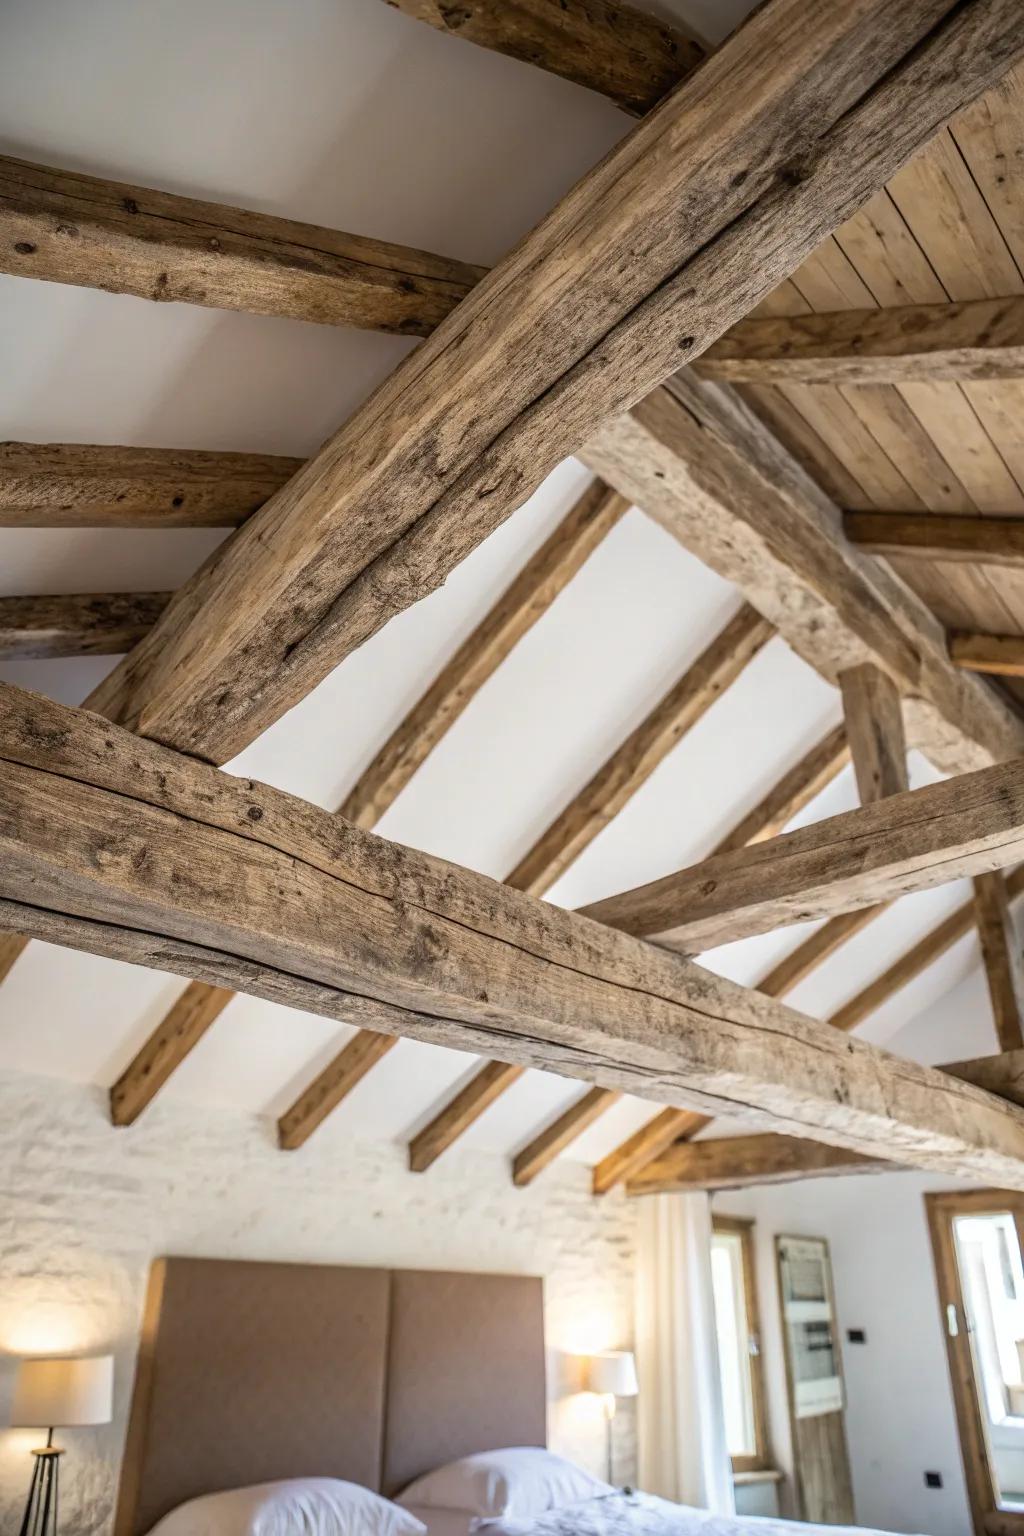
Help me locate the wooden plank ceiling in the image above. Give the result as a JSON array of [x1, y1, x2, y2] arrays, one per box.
[[3, 0, 1024, 1195]]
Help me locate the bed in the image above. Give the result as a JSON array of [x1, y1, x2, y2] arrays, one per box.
[[114, 1257, 911, 1536]]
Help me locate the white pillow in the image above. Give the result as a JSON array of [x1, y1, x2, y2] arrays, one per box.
[[396, 1449, 612, 1519], [147, 1478, 427, 1536]]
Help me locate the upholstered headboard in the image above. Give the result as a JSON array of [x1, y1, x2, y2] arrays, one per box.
[[115, 1258, 547, 1536]]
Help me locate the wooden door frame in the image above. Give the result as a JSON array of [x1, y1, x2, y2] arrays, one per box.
[[712, 1214, 772, 1474], [925, 1189, 1024, 1536]]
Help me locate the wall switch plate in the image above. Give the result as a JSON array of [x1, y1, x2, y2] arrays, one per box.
[[846, 1328, 867, 1344], [924, 1472, 943, 1489]]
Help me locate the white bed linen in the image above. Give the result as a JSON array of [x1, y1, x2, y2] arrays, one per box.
[[403, 1508, 475, 1536], [472, 1489, 922, 1536]]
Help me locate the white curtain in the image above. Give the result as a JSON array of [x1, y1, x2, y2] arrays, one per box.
[[635, 1190, 735, 1514]]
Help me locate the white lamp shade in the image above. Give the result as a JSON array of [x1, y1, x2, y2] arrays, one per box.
[[586, 1351, 638, 1398], [11, 1356, 114, 1428]]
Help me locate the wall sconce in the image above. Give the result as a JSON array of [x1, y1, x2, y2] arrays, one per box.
[[577, 1351, 638, 1483], [10, 1355, 113, 1536]]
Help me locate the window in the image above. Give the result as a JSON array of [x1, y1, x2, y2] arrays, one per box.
[[711, 1215, 770, 1473], [926, 1190, 1024, 1535]]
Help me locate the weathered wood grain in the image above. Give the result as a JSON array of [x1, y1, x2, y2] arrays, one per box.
[[580, 758, 1024, 951], [944, 1047, 1024, 1108], [698, 295, 1024, 383], [87, 0, 1024, 765], [0, 592, 171, 659], [278, 1031, 398, 1150], [381, 0, 705, 116], [5, 684, 1024, 1183], [341, 481, 628, 829], [950, 631, 1024, 676], [0, 156, 485, 336], [845, 511, 1024, 569], [592, 1108, 711, 1194], [584, 373, 1024, 775], [973, 872, 1024, 1050], [408, 1061, 524, 1172], [840, 663, 909, 804], [512, 1086, 621, 1187], [626, 1132, 891, 1194], [109, 981, 234, 1127], [0, 442, 303, 529], [506, 603, 775, 893], [0, 931, 26, 985]]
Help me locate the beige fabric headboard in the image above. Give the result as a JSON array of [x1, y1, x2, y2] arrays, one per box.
[[115, 1258, 546, 1536]]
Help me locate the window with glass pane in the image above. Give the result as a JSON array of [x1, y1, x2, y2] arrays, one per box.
[[711, 1218, 768, 1472]]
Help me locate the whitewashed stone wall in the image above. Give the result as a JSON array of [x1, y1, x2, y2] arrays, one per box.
[[0, 1070, 638, 1535]]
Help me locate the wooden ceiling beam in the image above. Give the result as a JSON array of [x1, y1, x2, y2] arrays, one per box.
[[756, 904, 891, 999], [950, 632, 1024, 676], [710, 723, 848, 857], [626, 1132, 892, 1194], [581, 758, 1024, 953], [0, 442, 303, 529], [277, 1031, 398, 1150], [592, 1107, 710, 1195], [83, 0, 1022, 766], [845, 511, 1024, 570], [583, 372, 1024, 778], [972, 873, 1024, 1052], [0, 592, 171, 660], [944, 1048, 1024, 1109], [409, 1061, 525, 1173], [512, 1087, 621, 1187], [507, 602, 775, 894], [109, 981, 234, 1127], [380, 0, 705, 117], [5, 685, 1024, 1185], [0, 155, 485, 337], [839, 662, 909, 805], [341, 480, 629, 829], [697, 294, 1024, 384]]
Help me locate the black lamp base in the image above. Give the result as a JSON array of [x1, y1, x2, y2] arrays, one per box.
[[19, 1432, 62, 1536]]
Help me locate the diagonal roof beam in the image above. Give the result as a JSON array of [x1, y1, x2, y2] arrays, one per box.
[[583, 371, 1024, 777], [845, 512, 1024, 571], [83, 0, 1023, 766], [6, 683, 1024, 1185], [627, 1132, 891, 1193], [581, 758, 1024, 952], [380, 0, 706, 117], [0, 593, 171, 660]]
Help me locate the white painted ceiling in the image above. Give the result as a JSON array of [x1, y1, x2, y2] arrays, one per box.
[[0, 0, 1006, 1172]]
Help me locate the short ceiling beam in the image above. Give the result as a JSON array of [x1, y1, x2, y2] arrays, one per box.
[[839, 662, 909, 805], [0, 155, 485, 337], [109, 982, 234, 1127], [592, 1107, 710, 1195], [626, 1132, 892, 1194], [972, 873, 1024, 1052], [408, 1061, 525, 1173], [0, 442, 303, 529], [845, 511, 1024, 570], [277, 1031, 398, 1150], [0, 592, 171, 660], [512, 1087, 621, 1188], [950, 632, 1024, 677]]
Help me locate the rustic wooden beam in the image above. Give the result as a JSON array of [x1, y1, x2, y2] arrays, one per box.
[[409, 1061, 525, 1173], [108, 981, 234, 1127], [381, 0, 705, 117], [973, 873, 1024, 1052], [277, 1031, 398, 1150], [756, 905, 891, 999], [0, 442, 303, 529], [626, 1132, 891, 1194], [950, 632, 1024, 677], [944, 1048, 1024, 1109], [828, 862, 1024, 1033], [0, 156, 485, 337], [711, 723, 848, 857], [5, 686, 1024, 1184], [506, 602, 775, 893], [697, 295, 1024, 384], [87, 0, 1024, 766], [581, 759, 1024, 953], [0, 592, 171, 660], [592, 1108, 711, 1195], [839, 663, 909, 805], [512, 1087, 621, 1187], [845, 511, 1024, 570], [0, 930, 26, 986], [341, 481, 628, 829], [584, 373, 1024, 777]]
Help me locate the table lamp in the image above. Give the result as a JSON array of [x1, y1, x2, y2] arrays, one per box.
[[584, 1351, 638, 1483], [10, 1354, 114, 1536]]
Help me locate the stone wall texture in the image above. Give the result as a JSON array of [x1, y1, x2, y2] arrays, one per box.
[[0, 1069, 638, 1535]]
